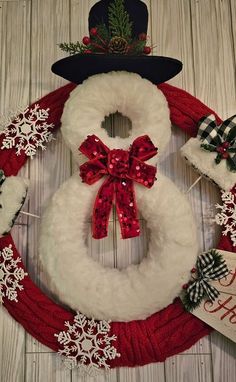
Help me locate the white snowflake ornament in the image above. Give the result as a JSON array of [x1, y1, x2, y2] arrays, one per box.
[[55, 312, 120, 376], [215, 191, 236, 246], [0, 245, 27, 303], [1, 104, 54, 158]]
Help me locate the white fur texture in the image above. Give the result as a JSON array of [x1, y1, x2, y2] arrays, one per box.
[[61, 71, 171, 165], [181, 138, 236, 190], [39, 173, 198, 322], [0, 176, 28, 235]]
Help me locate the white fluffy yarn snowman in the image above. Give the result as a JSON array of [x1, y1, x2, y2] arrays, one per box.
[[39, 71, 198, 322]]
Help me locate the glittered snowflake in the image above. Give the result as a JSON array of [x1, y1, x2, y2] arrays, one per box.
[[1, 104, 54, 158], [0, 245, 27, 303], [215, 191, 236, 246], [55, 312, 120, 376], [0, 106, 24, 132]]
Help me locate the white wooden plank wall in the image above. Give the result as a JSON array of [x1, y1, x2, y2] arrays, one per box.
[[0, 0, 236, 381]]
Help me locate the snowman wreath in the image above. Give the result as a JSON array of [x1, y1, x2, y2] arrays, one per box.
[[0, 0, 235, 376]]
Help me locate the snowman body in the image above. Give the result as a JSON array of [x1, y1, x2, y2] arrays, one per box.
[[39, 72, 199, 322]]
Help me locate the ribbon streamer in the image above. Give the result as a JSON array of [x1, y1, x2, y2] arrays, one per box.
[[197, 114, 236, 171], [79, 135, 158, 239], [187, 251, 229, 304]]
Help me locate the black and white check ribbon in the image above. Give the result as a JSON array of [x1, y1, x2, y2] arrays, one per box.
[[197, 114, 236, 147], [187, 252, 229, 303]]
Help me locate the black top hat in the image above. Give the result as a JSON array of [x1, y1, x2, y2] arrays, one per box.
[[52, 0, 182, 84]]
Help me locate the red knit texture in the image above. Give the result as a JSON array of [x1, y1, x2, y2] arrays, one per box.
[[0, 82, 231, 367], [0, 83, 76, 176]]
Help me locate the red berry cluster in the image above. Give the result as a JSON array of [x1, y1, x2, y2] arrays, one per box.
[[182, 267, 197, 290], [138, 33, 152, 54], [81, 28, 153, 55], [216, 141, 230, 159], [82, 28, 99, 54]]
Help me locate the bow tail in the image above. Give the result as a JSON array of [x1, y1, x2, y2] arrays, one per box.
[[92, 177, 114, 239], [201, 281, 220, 302], [115, 179, 140, 239]]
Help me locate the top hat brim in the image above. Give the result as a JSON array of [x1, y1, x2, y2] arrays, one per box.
[[51, 54, 182, 85]]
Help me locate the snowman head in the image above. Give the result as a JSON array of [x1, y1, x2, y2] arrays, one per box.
[[54, 0, 182, 163], [61, 71, 171, 164]]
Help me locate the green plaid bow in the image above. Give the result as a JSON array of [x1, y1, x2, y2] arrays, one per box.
[[187, 251, 229, 305], [197, 114, 236, 172]]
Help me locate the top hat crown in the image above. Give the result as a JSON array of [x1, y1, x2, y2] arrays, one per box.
[[52, 0, 182, 84]]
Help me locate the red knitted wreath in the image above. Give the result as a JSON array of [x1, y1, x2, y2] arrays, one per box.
[[0, 82, 234, 368]]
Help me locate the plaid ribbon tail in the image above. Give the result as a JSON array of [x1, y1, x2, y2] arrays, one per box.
[[201, 281, 220, 302]]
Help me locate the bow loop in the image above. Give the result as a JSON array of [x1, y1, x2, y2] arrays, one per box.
[[130, 135, 158, 161], [80, 159, 108, 185], [128, 158, 157, 188], [79, 134, 109, 160], [79, 135, 158, 239]]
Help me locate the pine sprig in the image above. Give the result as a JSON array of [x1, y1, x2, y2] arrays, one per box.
[[129, 40, 146, 55], [108, 0, 133, 39], [208, 249, 224, 268], [181, 289, 202, 312], [59, 42, 86, 55], [96, 23, 111, 42], [200, 143, 216, 152]]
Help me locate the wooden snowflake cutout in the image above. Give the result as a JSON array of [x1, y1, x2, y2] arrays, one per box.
[[0, 245, 27, 303], [55, 312, 120, 376], [1, 104, 54, 158], [215, 191, 236, 246]]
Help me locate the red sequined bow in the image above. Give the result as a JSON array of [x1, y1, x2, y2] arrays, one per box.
[[79, 135, 158, 239]]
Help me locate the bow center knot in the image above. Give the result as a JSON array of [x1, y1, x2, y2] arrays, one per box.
[[108, 149, 129, 178]]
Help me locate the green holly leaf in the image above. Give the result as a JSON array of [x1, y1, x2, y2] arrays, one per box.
[[200, 143, 217, 152], [226, 156, 236, 172], [228, 147, 236, 153], [215, 153, 222, 164]]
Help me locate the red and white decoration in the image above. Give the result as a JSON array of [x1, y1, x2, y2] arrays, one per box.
[[1, 104, 54, 158], [55, 313, 120, 375], [215, 191, 236, 246], [181, 114, 236, 191], [39, 73, 198, 322], [0, 77, 235, 373], [0, 244, 27, 303]]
